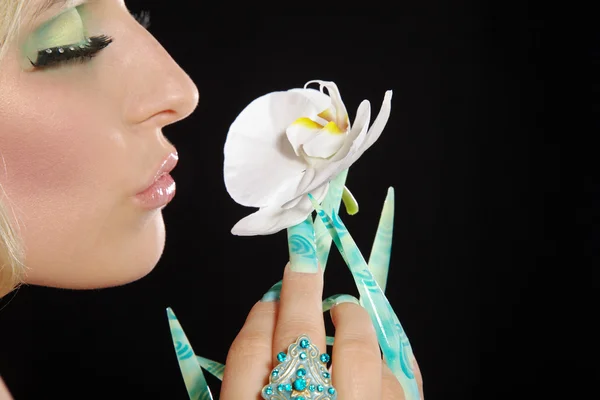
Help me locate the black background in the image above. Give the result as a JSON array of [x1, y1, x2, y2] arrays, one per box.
[[0, 1, 558, 399]]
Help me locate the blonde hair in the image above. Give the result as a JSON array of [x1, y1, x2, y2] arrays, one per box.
[[0, 193, 23, 298], [0, 0, 29, 298], [0, 0, 30, 63]]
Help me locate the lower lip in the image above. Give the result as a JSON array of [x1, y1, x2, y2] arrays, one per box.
[[135, 173, 176, 209]]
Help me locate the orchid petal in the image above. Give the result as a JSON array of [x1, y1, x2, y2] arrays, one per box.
[[231, 203, 310, 236], [302, 121, 347, 159], [280, 168, 316, 210], [333, 90, 391, 165], [224, 90, 329, 208], [285, 117, 323, 156], [225, 82, 392, 236], [355, 90, 393, 158], [305, 80, 350, 131], [317, 107, 336, 125], [336, 99, 372, 158], [290, 100, 371, 200], [289, 87, 332, 117], [231, 183, 328, 236], [296, 90, 392, 201]]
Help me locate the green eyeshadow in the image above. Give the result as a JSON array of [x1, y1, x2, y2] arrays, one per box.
[[22, 7, 87, 63]]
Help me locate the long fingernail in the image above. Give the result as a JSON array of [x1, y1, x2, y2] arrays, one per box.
[[312, 205, 421, 400], [195, 355, 225, 381], [261, 280, 282, 302], [166, 308, 214, 399], [314, 169, 349, 271], [326, 336, 335, 346], [368, 187, 395, 292], [287, 215, 319, 273], [322, 294, 360, 312]]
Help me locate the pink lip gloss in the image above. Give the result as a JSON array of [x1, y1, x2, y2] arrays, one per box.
[[135, 173, 176, 209], [135, 152, 178, 209]]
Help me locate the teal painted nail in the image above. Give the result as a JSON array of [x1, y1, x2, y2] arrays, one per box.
[[310, 204, 421, 400], [167, 308, 214, 400], [195, 356, 225, 381], [308, 194, 348, 264], [322, 294, 360, 312], [261, 281, 282, 302], [326, 336, 335, 346], [368, 187, 395, 292], [314, 169, 348, 270], [287, 215, 318, 273]]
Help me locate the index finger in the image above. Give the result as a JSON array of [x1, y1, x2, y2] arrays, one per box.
[[220, 299, 278, 400]]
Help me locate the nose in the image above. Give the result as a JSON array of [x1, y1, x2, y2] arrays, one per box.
[[123, 31, 200, 127]]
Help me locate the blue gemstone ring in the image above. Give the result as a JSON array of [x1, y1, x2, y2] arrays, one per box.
[[262, 335, 337, 400]]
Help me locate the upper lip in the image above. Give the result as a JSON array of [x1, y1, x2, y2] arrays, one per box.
[[136, 151, 179, 195]]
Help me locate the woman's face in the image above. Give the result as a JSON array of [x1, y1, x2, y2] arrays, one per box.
[[0, 0, 199, 289]]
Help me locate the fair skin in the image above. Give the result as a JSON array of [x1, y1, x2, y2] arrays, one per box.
[[0, 1, 422, 398], [221, 264, 424, 399], [0, 377, 10, 400], [0, 0, 199, 289]]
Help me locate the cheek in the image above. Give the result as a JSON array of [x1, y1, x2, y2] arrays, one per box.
[[0, 89, 123, 199], [0, 77, 155, 287], [0, 7, 175, 290]]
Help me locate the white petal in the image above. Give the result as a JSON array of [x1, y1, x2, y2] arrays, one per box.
[[289, 87, 332, 126], [288, 89, 392, 200], [330, 99, 371, 162], [305, 80, 349, 130], [230, 205, 308, 236], [333, 90, 392, 169], [289, 100, 370, 172], [356, 90, 393, 152], [285, 117, 323, 156], [281, 168, 316, 209], [286, 89, 340, 156], [289, 88, 331, 114], [231, 183, 329, 236], [224, 90, 324, 208], [287, 100, 371, 199], [302, 122, 347, 158]]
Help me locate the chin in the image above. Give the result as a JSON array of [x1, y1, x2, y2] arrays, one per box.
[[86, 211, 168, 289], [24, 211, 168, 290], [92, 250, 164, 289]]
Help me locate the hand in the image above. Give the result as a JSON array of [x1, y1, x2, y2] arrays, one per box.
[[220, 263, 424, 400]]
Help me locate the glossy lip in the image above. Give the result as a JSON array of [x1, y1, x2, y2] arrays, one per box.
[[136, 151, 179, 195]]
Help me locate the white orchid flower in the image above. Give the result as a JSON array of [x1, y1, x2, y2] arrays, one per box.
[[224, 80, 393, 235]]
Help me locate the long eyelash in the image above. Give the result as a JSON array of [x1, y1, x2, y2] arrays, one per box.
[[131, 10, 151, 29], [29, 34, 113, 69], [27, 10, 149, 70]]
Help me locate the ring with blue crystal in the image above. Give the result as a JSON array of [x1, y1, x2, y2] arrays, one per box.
[[261, 334, 337, 400]]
